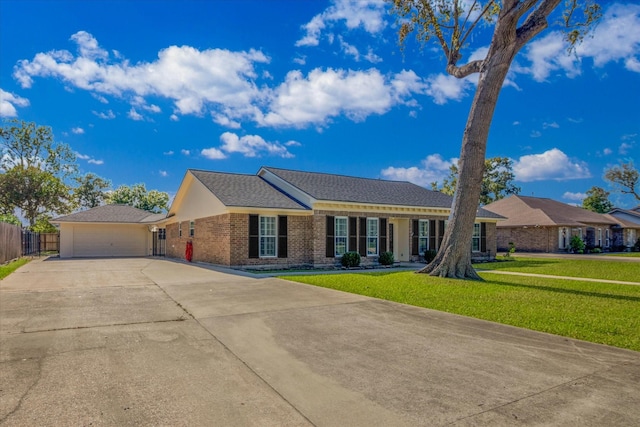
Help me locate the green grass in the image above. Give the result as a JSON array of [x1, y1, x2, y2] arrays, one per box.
[[477, 257, 640, 282], [0, 258, 30, 280], [606, 252, 640, 258], [281, 271, 640, 352]]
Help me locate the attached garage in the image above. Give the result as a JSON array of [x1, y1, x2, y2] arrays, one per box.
[[53, 205, 166, 258]]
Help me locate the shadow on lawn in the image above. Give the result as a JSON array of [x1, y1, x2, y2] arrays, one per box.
[[479, 259, 561, 270], [490, 279, 640, 303]]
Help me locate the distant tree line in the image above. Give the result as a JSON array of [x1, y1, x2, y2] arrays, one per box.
[[0, 119, 170, 230]]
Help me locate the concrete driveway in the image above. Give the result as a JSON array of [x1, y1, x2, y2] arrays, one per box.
[[1, 258, 639, 426]]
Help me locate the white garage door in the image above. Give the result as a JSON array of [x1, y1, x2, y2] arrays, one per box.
[[73, 224, 148, 257]]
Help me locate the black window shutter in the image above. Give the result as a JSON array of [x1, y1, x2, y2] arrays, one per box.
[[278, 216, 288, 258], [429, 219, 436, 250], [438, 220, 445, 248], [359, 217, 367, 256], [380, 218, 387, 253], [326, 216, 335, 258], [481, 222, 487, 252], [248, 215, 259, 258], [348, 217, 357, 252], [411, 220, 419, 255]]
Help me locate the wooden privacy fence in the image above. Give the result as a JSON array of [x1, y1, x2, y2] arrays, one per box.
[[0, 223, 22, 264], [0, 224, 60, 264]]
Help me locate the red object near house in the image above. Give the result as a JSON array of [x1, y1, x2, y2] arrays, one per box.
[[185, 240, 193, 262]]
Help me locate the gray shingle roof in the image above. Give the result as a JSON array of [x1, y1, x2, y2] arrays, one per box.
[[53, 205, 164, 223], [261, 167, 502, 219], [190, 170, 309, 210]]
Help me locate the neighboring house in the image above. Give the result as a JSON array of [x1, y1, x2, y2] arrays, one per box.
[[165, 167, 502, 267], [53, 205, 166, 258], [483, 195, 619, 253], [603, 207, 640, 250]]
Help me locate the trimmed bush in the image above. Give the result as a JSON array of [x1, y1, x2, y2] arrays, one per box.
[[424, 250, 437, 263], [379, 251, 394, 266], [569, 235, 585, 253], [341, 251, 361, 268]]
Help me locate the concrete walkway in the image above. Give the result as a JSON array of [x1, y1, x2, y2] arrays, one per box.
[[1, 257, 639, 426]]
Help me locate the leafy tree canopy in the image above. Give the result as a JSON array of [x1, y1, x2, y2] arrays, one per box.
[[0, 213, 21, 226], [30, 215, 58, 233], [74, 173, 111, 209], [433, 156, 520, 205], [106, 183, 169, 213], [581, 186, 613, 213], [604, 161, 639, 202]]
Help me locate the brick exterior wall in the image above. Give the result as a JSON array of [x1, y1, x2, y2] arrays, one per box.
[[497, 224, 617, 253], [166, 211, 498, 267]]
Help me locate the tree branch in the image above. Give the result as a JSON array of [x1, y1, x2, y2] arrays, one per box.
[[515, 0, 562, 51], [446, 60, 484, 78]]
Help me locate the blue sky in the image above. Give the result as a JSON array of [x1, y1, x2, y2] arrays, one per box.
[[1, 0, 639, 208]]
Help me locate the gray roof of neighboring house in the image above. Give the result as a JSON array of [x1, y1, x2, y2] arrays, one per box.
[[260, 167, 503, 219], [483, 195, 618, 227], [189, 170, 309, 210], [53, 204, 165, 223]]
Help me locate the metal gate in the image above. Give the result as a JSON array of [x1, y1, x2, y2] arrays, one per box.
[[152, 228, 166, 256]]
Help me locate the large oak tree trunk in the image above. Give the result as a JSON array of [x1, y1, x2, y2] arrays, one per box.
[[420, 26, 518, 279]]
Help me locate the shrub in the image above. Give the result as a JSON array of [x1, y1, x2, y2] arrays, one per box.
[[424, 250, 437, 263], [505, 242, 516, 257], [341, 252, 361, 268], [592, 247, 602, 253], [569, 235, 585, 253], [379, 251, 394, 266]]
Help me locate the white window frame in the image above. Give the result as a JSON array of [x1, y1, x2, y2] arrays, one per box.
[[367, 218, 379, 256], [418, 219, 429, 255], [335, 216, 348, 257], [189, 220, 195, 237], [472, 223, 481, 252], [259, 216, 277, 257], [605, 229, 610, 247], [597, 228, 602, 247]]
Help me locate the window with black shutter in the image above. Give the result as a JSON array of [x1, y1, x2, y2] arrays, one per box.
[[380, 218, 387, 253], [248, 215, 259, 258], [359, 217, 367, 256], [412, 220, 419, 255], [349, 217, 357, 252], [429, 219, 436, 250], [481, 222, 487, 253], [325, 216, 335, 258], [278, 216, 288, 258]]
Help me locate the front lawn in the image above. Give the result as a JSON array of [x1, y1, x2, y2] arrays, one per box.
[[606, 252, 640, 258], [281, 271, 640, 352], [477, 257, 640, 282], [0, 258, 30, 280]]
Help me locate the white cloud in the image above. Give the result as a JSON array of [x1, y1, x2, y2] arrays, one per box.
[[425, 73, 472, 105], [169, 114, 179, 121], [523, 4, 640, 81], [212, 114, 241, 129], [92, 109, 115, 119], [71, 127, 85, 134], [181, 149, 190, 156], [543, 122, 559, 129], [530, 130, 542, 138], [0, 89, 30, 117], [619, 142, 634, 155], [512, 121, 520, 126], [128, 108, 143, 121], [381, 154, 457, 187], [296, 0, 387, 47], [201, 147, 227, 160], [293, 56, 306, 65], [14, 31, 270, 123], [163, 150, 174, 155], [563, 191, 587, 202], [219, 132, 294, 158], [513, 148, 591, 182], [76, 151, 103, 165], [262, 68, 424, 128], [159, 170, 168, 177]]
